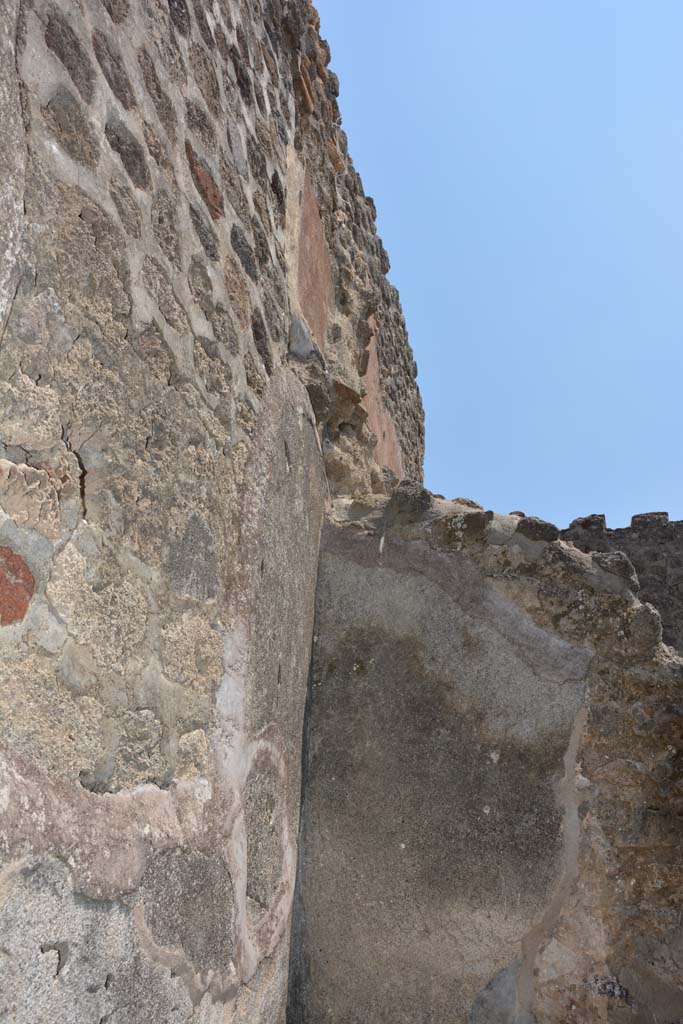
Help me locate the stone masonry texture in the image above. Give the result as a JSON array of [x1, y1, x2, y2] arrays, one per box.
[[562, 512, 683, 654], [0, 0, 681, 1022], [0, 0, 421, 1019]]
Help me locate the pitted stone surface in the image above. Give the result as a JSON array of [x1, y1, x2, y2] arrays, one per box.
[[563, 511, 683, 653], [291, 491, 683, 1023], [6, 1, 677, 1022]]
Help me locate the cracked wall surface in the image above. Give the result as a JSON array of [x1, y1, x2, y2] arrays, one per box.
[[291, 487, 683, 1023], [0, 0, 422, 1020]]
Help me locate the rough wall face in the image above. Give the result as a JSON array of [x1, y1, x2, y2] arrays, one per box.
[[2, 0, 681, 1020], [0, 0, 421, 1019], [291, 489, 683, 1023], [563, 512, 683, 654]]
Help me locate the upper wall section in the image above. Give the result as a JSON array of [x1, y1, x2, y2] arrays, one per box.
[[279, 0, 424, 488], [562, 512, 683, 653], [6, 0, 424, 497]]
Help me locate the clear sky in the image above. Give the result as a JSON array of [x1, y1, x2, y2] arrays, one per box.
[[314, 0, 683, 528]]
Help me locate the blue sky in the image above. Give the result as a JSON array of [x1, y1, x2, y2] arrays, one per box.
[[314, 1, 683, 528]]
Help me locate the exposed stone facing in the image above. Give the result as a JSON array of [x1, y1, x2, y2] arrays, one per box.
[[2, 0, 679, 1020], [292, 487, 683, 1023], [562, 512, 683, 654], [0, 0, 420, 1019], [281, 3, 424, 488]]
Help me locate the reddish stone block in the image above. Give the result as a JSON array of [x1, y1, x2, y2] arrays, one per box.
[[0, 546, 35, 625], [362, 323, 405, 481], [185, 140, 224, 221], [297, 174, 331, 350]]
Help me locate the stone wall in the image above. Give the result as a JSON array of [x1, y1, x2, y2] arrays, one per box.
[[2, 0, 681, 1021], [0, 0, 422, 1020], [562, 512, 683, 654], [291, 488, 683, 1023]]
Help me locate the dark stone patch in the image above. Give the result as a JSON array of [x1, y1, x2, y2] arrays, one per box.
[[251, 308, 273, 375], [220, 153, 249, 221], [100, 0, 129, 22], [272, 106, 289, 146], [109, 175, 141, 237], [43, 86, 100, 169], [190, 0, 214, 48], [211, 304, 239, 356], [588, 976, 630, 1000], [244, 351, 265, 398], [138, 48, 177, 142], [189, 202, 219, 261], [562, 513, 683, 651], [189, 43, 221, 118], [270, 170, 285, 214], [251, 216, 271, 270], [185, 98, 216, 151], [293, 616, 571, 1020], [105, 118, 150, 190], [214, 24, 230, 62], [252, 191, 273, 247], [167, 511, 219, 599], [142, 848, 234, 972], [223, 251, 252, 329], [44, 9, 95, 103], [253, 80, 267, 118], [631, 511, 670, 529], [156, 32, 188, 87], [230, 224, 257, 282], [185, 140, 224, 220], [92, 30, 135, 110], [151, 190, 181, 268], [230, 45, 252, 105], [247, 133, 267, 186], [515, 515, 560, 543], [263, 0, 284, 46], [0, 546, 35, 625], [188, 256, 213, 316], [196, 334, 225, 366], [167, 0, 190, 36], [235, 24, 250, 62]]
